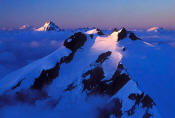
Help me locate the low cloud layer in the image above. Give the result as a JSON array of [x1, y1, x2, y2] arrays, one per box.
[[0, 89, 110, 118], [0, 30, 71, 78]]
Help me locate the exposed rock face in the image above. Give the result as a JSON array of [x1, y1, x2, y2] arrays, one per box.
[[118, 28, 127, 41], [90, 34, 94, 39], [112, 28, 118, 33], [31, 62, 60, 90], [64, 82, 77, 92], [82, 66, 105, 95], [129, 32, 141, 40], [82, 51, 111, 95], [96, 51, 112, 64], [96, 28, 104, 35], [12, 79, 24, 90], [64, 32, 87, 52], [106, 64, 130, 96], [127, 93, 156, 117], [122, 47, 126, 51], [82, 51, 130, 96]]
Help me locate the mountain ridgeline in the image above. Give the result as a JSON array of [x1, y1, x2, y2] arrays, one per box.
[[0, 27, 161, 118]]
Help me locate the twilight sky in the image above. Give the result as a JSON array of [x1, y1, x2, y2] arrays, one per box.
[[0, 0, 175, 29]]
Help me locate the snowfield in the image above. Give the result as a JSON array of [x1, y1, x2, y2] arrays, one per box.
[[0, 26, 175, 118]]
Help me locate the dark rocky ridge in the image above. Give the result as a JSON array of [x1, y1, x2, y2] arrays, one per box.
[[127, 92, 156, 117], [96, 51, 112, 64], [90, 34, 94, 39], [112, 28, 118, 33], [64, 32, 87, 52], [106, 63, 130, 96], [12, 79, 24, 90], [64, 82, 77, 92], [30, 62, 60, 90], [129, 32, 141, 40], [96, 28, 105, 35], [116, 28, 141, 42], [82, 51, 130, 96], [118, 28, 127, 41]]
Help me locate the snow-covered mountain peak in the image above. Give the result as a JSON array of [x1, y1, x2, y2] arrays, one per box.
[[110, 27, 141, 42], [118, 27, 126, 33], [147, 27, 164, 32], [35, 21, 60, 31], [0, 28, 161, 118], [112, 28, 118, 33], [19, 25, 29, 30], [85, 27, 104, 35], [109, 27, 128, 42]]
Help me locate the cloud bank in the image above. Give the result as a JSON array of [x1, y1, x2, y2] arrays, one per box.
[[0, 30, 71, 78]]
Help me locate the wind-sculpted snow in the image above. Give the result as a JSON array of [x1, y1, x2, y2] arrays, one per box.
[[0, 28, 162, 118]]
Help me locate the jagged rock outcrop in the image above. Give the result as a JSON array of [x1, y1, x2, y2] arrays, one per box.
[[64, 32, 87, 52], [96, 28, 104, 35], [112, 28, 118, 33], [129, 32, 141, 40], [118, 28, 127, 41]]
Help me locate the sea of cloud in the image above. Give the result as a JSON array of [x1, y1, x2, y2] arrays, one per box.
[[0, 30, 72, 78]]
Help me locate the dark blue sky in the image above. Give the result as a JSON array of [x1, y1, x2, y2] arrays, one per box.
[[0, 0, 175, 29]]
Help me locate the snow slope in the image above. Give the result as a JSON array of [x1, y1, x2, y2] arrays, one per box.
[[0, 28, 165, 118], [121, 29, 175, 118]]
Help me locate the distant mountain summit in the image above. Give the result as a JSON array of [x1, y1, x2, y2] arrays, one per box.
[[35, 21, 60, 31], [147, 27, 164, 32], [85, 27, 104, 35]]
